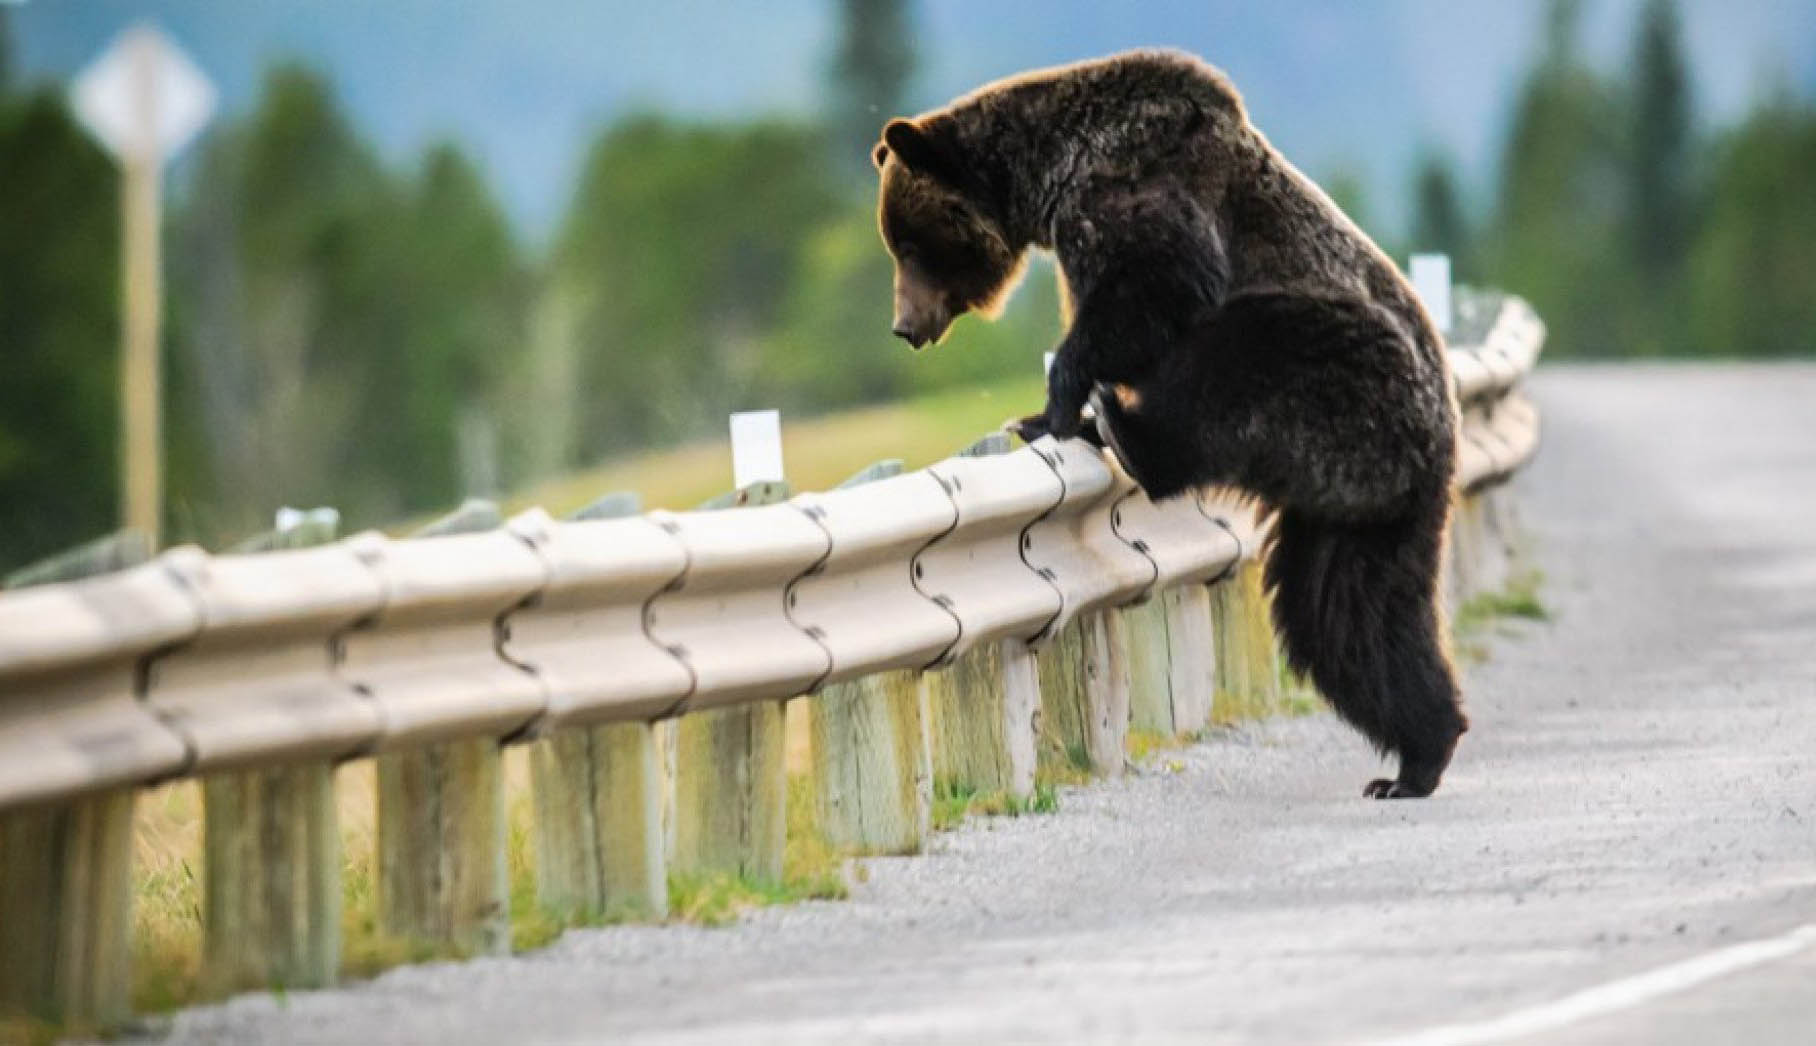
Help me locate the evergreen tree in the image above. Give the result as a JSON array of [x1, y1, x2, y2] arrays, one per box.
[[1688, 95, 1816, 358], [395, 143, 526, 504], [1624, 0, 1693, 356], [556, 117, 845, 457], [829, 0, 916, 179], [1322, 168, 1374, 234], [169, 65, 407, 537], [1409, 153, 1473, 280], [1491, 0, 1621, 357], [0, 90, 121, 569], [0, 7, 14, 94]]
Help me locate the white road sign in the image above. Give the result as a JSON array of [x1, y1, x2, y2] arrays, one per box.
[[730, 410, 786, 488], [71, 23, 215, 164]]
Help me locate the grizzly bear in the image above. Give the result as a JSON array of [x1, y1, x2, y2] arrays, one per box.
[[873, 49, 1466, 798]]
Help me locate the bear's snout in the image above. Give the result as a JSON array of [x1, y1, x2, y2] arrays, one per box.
[[892, 321, 929, 349]]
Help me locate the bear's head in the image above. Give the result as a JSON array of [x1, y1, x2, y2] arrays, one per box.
[[874, 116, 1025, 349]]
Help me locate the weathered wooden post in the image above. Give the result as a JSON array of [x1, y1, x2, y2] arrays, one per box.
[[924, 636, 1042, 803], [1035, 609, 1131, 778], [198, 509, 343, 994], [1211, 557, 1282, 723], [920, 435, 1043, 804], [523, 491, 671, 921], [1157, 581, 1218, 732], [667, 482, 795, 884], [0, 534, 174, 1030], [1121, 594, 1177, 736], [373, 500, 515, 956], [0, 792, 138, 1030], [804, 460, 935, 855]]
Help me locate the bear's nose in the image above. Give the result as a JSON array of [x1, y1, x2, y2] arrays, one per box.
[[893, 323, 927, 349]]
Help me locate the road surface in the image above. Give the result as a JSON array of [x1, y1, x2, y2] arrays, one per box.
[[155, 364, 1816, 1044]]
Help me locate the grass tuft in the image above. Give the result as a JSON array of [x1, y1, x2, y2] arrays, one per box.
[[930, 775, 1060, 829], [664, 773, 849, 928], [1455, 569, 1550, 636]]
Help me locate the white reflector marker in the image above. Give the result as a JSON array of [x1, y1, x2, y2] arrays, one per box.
[[729, 410, 785, 488], [1409, 253, 1453, 335]]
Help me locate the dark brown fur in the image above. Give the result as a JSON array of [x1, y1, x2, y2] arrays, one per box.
[[874, 49, 1467, 798]]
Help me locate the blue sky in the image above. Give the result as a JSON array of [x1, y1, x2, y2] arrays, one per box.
[[11, 1, 1814, 242]]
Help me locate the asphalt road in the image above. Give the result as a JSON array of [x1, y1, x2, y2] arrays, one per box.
[[156, 364, 1816, 1045]]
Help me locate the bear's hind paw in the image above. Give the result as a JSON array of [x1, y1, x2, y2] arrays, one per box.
[[1363, 777, 1437, 800]]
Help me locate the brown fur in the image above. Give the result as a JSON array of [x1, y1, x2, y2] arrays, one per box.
[[873, 49, 1467, 798]]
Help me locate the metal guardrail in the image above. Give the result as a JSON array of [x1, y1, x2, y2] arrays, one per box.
[[0, 296, 1545, 814]]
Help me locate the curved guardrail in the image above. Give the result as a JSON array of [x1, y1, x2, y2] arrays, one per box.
[[0, 290, 1544, 1031]]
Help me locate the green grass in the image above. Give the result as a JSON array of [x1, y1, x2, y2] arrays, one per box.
[[1456, 569, 1550, 632], [1450, 569, 1548, 665], [505, 375, 1044, 518], [930, 776, 1061, 831], [664, 774, 849, 927]]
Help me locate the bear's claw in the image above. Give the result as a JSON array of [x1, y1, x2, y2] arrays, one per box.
[[1363, 777, 1436, 800]]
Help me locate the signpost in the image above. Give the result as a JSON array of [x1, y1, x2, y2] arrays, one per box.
[[71, 24, 215, 546]]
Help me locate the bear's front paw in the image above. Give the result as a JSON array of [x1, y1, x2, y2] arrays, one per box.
[[1042, 363, 1090, 439], [1004, 412, 1051, 444]]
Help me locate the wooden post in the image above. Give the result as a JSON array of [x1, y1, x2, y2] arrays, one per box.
[[810, 669, 930, 855], [201, 766, 338, 993], [527, 492, 668, 922], [1120, 597, 1176, 735], [376, 737, 507, 955], [0, 793, 137, 1030], [925, 636, 1041, 802], [1121, 582, 1218, 744], [670, 702, 788, 883], [668, 483, 792, 884], [808, 460, 934, 856], [1211, 559, 1281, 723], [0, 538, 153, 1029], [1035, 611, 1129, 779], [201, 513, 342, 994], [374, 501, 510, 955], [1160, 583, 1217, 733], [529, 722, 666, 921]]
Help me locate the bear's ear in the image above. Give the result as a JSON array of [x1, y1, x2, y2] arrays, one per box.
[[872, 140, 891, 171], [882, 117, 967, 187]]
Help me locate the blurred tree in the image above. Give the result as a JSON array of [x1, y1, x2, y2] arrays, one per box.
[[171, 66, 416, 538], [0, 7, 13, 93], [555, 116, 845, 458], [1409, 153, 1474, 281], [0, 90, 120, 569], [1320, 167, 1381, 239], [829, 0, 917, 179], [1623, 0, 1694, 354], [1489, 0, 1622, 358], [1688, 94, 1816, 358], [169, 67, 535, 540], [392, 143, 528, 504], [757, 209, 1064, 412]]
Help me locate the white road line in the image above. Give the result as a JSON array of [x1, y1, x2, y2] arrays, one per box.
[[1374, 923, 1816, 1046]]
